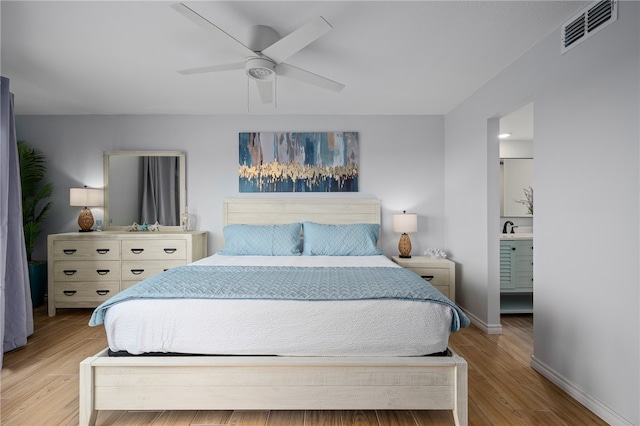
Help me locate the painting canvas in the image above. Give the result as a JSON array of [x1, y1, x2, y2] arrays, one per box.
[[239, 132, 359, 192]]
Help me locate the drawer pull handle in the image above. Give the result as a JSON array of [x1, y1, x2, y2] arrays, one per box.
[[96, 290, 110, 296], [63, 290, 76, 296], [130, 269, 144, 275], [163, 248, 177, 254], [163, 269, 170, 272], [421, 275, 434, 281], [62, 249, 77, 255], [96, 248, 110, 254], [130, 248, 144, 254], [63, 270, 77, 276], [96, 269, 110, 275]]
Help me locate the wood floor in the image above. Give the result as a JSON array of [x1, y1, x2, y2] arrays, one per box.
[[1, 305, 606, 426]]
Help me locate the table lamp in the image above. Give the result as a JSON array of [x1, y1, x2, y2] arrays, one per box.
[[70, 186, 102, 232], [392, 211, 418, 258]]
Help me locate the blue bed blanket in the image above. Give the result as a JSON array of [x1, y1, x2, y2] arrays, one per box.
[[89, 265, 470, 331]]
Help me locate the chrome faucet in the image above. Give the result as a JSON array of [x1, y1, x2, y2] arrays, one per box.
[[502, 221, 514, 234]]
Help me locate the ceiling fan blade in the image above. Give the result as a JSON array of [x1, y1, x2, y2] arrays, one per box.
[[261, 16, 332, 64], [255, 80, 274, 104], [277, 63, 344, 93], [171, 3, 256, 59], [178, 62, 245, 75]]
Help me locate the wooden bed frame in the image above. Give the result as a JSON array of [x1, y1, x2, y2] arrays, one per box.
[[79, 198, 468, 425]]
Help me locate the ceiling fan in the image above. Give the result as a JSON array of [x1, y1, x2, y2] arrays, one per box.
[[171, 3, 345, 106]]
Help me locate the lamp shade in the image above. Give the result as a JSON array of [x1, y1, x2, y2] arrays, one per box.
[[392, 212, 418, 234], [69, 187, 102, 207]]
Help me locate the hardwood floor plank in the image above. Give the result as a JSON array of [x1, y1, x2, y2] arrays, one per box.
[[153, 410, 198, 425], [95, 410, 128, 425], [304, 410, 342, 426], [265, 411, 305, 426], [1, 374, 77, 425], [191, 410, 234, 425], [375, 410, 416, 426], [228, 410, 269, 426], [342, 410, 379, 426], [411, 410, 455, 426], [105, 411, 164, 425], [466, 400, 492, 426]]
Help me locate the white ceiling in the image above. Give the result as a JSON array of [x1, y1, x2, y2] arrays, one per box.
[[1, 1, 585, 116]]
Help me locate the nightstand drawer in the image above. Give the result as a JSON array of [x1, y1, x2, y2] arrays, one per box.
[[122, 239, 187, 260], [121, 260, 185, 281], [391, 256, 456, 303], [410, 267, 451, 288], [54, 261, 121, 282], [53, 240, 120, 261], [54, 281, 119, 305]]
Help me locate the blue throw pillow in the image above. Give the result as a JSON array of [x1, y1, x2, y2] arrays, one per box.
[[218, 223, 302, 256], [302, 222, 383, 256]]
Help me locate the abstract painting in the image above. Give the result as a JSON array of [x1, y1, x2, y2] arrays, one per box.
[[239, 132, 359, 192]]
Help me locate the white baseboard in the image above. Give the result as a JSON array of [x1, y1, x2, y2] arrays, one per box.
[[460, 308, 502, 334], [530, 355, 632, 426]]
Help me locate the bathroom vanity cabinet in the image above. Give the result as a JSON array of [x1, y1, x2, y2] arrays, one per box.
[[500, 238, 533, 313]]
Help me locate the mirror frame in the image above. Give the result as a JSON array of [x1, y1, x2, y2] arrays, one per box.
[[103, 150, 186, 231]]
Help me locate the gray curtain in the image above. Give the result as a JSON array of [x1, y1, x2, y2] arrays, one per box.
[[1, 77, 33, 368], [140, 156, 179, 226]]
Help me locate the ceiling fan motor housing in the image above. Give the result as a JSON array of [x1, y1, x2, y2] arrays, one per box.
[[246, 57, 276, 81]]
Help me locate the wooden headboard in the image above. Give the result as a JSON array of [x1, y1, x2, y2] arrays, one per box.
[[223, 198, 381, 227]]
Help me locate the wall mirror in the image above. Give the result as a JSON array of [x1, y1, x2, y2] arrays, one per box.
[[500, 158, 533, 217], [103, 151, 186, 230]]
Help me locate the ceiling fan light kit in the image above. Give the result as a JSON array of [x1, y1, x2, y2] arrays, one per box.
[[171, 2, 344, 107], [246, 58, 276, 81]]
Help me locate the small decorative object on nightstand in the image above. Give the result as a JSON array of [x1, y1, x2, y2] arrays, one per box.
[[70, 186, 102, 232], [391, 255, 456, 302], [392, 210, 418, 258]]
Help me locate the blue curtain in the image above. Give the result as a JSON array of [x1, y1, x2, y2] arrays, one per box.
[[1, 76, 33, 368]]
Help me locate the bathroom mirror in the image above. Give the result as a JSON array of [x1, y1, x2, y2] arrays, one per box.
[[103, 151, 186, 230], [501, 158, 533, 217]]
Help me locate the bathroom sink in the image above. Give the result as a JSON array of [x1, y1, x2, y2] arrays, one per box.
[[501, 233, 533, 239]]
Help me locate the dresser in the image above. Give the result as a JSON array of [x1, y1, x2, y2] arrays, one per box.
[[391, 256, 456, 302], [47, 231, 207, 316], [500, 238, 533, 313]]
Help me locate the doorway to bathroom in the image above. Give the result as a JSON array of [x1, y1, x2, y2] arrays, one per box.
[[498, 102, 534, 322]]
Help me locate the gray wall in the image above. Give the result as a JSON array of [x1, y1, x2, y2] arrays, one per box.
[[444, 2, 638, 424], [16, 115, 445, 259]]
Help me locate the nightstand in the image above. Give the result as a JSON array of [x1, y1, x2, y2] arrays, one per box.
[[391, 256, 456, 302]]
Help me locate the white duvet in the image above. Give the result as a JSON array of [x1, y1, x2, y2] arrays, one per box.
[[104, 254, 453, 356]]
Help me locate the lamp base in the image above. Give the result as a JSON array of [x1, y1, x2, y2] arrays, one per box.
[[78, 207, 95, 232], [398, 233, 412, 258]]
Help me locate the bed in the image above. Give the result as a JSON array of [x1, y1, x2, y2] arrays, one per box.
[[79, 198, 469, 426]]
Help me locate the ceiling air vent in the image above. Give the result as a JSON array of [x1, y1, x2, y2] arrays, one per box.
[[561, 0, 617, 54]]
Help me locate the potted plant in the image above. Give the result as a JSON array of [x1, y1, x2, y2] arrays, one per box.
[[515, 186, 534, 215], [18, 140, 54, 307]]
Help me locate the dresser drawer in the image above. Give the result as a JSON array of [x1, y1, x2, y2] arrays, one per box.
[[121, 240, 187, 260], [53, 240, 120, 261], [48, 231, 207, 316], [54, 261, 121, 282], [54, 281, 119, 306], [121, 260, 185, 281]]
